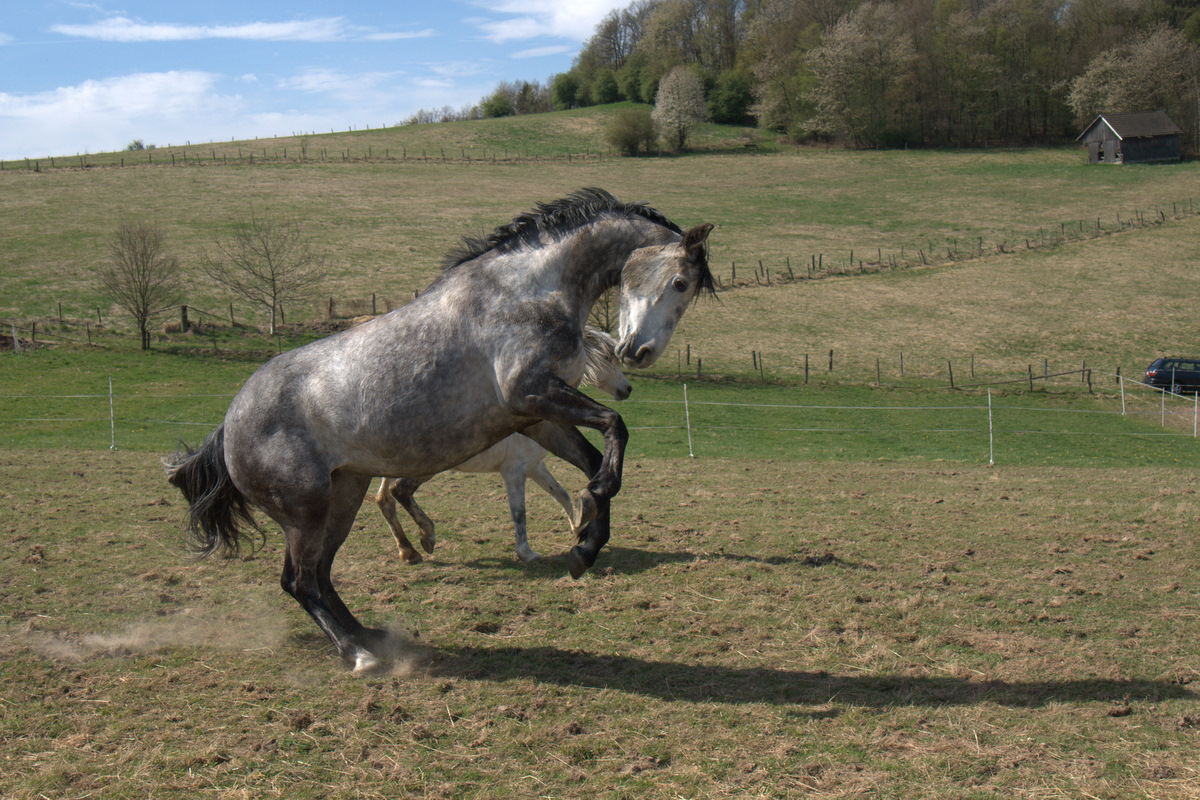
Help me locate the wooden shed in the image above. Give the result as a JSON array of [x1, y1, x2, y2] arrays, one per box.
[[1076, 111, 1182, 164]]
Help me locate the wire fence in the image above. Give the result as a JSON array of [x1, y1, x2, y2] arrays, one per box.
[[2, 373, 1197, 464]]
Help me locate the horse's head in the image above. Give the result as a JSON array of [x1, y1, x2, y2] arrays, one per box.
[[616, 223, 714, 369], [580, 329, 632, 401]]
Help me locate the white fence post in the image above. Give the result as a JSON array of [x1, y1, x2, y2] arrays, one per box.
[[108, 377, 116, 450], [988, 389, 994, 465], [683, 383, 695, 459]]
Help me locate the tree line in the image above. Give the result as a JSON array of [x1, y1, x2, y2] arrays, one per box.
[[484, 0, 1200, 153]]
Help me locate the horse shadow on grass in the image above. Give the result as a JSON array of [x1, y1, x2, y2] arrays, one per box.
[[463, 546, 858, 577], [422, 643, 1195, 712]]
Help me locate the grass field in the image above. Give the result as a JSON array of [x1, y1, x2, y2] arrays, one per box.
[[3, 112, 1200, 798]]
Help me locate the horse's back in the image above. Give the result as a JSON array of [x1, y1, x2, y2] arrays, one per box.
[[221, 298, 536, 485]]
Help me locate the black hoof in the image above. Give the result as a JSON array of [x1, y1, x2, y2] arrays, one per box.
[[566, 545, 593, 579]]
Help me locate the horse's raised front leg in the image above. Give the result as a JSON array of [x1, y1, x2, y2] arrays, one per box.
[[390, 477, 436, 555], [374, 478, 423, 564], [511, 378, 627, 533], [522, 420, 613, 579]]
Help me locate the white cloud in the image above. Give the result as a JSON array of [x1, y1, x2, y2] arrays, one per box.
[[49, 16, 434, 44], [364, 29, 437, 42], [279, 68, 405, 96], [472, 0, 628, 42], [51, 16, 351, 42], [511, 45, 572, 59], [0, 71, 240, 157], [0, 32, 14, 46]]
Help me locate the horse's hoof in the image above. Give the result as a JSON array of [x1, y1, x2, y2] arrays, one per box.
[[420, 536, 435, 555], [351, 649, 386, 675], [399, 549, 423, 564], [570, 490, 598, 534], [566, 546, 591, 579], [516, 548, 542, 563]]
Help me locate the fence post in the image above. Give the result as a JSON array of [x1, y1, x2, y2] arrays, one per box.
[[683, 384, 695, 459], [108, 377, 116, 450], [988, 389, 994, 465]]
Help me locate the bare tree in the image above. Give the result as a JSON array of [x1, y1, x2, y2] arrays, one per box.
[[99, 221, 181, 350], [202, 211, 328, 335], [653, 65, 710, 151], [588, 287, 620, 334]]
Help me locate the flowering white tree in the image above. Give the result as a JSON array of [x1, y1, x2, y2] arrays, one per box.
[[652, 66, 709, 151], [1068, 23, 1200, 152]]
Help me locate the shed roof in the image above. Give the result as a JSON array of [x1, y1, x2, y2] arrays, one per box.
[[1076, 111, 1182, 141]]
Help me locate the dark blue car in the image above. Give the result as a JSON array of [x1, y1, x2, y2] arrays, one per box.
[[1144, 357, 1200, 393]]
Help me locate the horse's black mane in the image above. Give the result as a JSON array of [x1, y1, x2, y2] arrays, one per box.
[[443, 188, 685, 270]]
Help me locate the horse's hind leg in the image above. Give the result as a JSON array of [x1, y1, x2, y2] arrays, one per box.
[[375, 478, 424, 564], [391, 477, 436, 555], [278, 471, 389, 672]]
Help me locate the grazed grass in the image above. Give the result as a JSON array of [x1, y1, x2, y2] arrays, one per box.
[[2, 450, 1198, 798]]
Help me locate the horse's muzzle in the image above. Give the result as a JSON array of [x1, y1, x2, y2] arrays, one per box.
[[618, 339, 656, 369]]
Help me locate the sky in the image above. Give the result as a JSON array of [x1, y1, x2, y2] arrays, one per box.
[[0, 1, 628, 161]]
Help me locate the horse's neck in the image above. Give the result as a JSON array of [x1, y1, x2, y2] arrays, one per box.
[[556, 218, 666, 310]]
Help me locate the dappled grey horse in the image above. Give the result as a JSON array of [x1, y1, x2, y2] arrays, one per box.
[[166, 188, 715, 671], [376, 327, 632, 565]]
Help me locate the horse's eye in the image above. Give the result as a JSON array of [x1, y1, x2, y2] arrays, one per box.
[[672, 277, 689, 292]]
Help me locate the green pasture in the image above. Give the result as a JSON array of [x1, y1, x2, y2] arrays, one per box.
[[3, 342, 1199, 470], [4, 115, 1200, 798]]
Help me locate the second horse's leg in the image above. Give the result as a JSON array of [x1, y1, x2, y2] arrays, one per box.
[[391, 477, 436, 554], [375, 478, 423, 564]]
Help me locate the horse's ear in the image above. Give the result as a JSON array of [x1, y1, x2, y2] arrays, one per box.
[[683, 223, 713, 257]]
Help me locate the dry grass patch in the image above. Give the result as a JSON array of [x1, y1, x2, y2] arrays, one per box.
[[2, 449, 1199, 798]]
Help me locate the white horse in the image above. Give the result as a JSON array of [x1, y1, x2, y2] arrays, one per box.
[[375, 328, 631, 564]]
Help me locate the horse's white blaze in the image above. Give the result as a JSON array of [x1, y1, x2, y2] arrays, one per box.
[[617, 249, 698, 368]]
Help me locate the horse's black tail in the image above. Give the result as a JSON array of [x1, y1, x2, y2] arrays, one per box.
[[164, 425, 262, 557]]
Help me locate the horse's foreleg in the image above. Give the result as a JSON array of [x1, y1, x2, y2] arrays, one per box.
[[391, 477, 436, 554], [522, 421, 612, 578], [500, 464, 540, 562], [375, 478, 423, 564], [512, 382, 627, 533]]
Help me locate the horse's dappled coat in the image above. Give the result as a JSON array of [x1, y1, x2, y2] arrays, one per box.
[[166, 189, 714, 671]]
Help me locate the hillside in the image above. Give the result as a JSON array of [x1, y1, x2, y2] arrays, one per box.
[[2, 108, 1199, 382]]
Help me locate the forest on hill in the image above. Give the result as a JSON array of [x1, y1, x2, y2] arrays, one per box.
[[468, 0, 1200, 154]]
